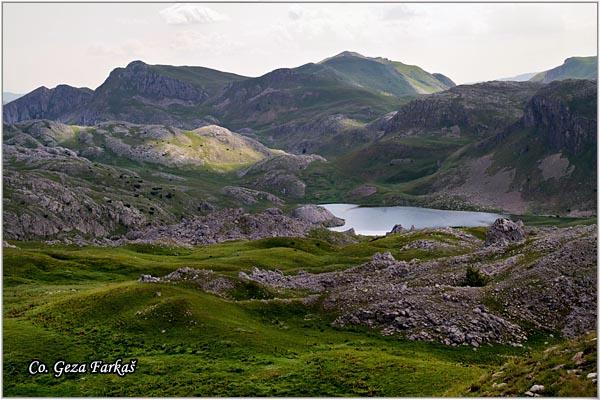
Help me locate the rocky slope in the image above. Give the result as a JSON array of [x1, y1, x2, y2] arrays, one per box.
[[138, 220, 597, 348], [323, 79, 596, 214], [3, 120, 340, 240], [383, 81, 542, 137], [415, 79, 597, 214], [3, 85, 93, 124]]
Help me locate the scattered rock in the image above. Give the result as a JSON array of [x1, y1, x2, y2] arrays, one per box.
[[138, 274, 160, 283], [529, 384, 544, 393], [572, 351, 584, 365]]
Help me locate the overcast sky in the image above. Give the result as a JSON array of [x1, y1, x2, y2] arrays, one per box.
[[3, 2, 597, 93]]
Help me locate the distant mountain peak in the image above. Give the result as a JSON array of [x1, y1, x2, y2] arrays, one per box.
[[530, 55, 597, 83], [126, 60, 148, 68], [333, 50, 366, 58]]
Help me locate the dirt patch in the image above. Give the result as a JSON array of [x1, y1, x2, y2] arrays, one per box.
[[349, 184, 377, 198], [538, 153, 574, 181], [448, 155, 528, 214]]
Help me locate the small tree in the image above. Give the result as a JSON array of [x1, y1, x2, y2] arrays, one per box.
[[464, 266, 487, 287]]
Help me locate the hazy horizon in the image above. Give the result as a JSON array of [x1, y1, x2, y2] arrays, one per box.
[[3, 2, 597, 93]]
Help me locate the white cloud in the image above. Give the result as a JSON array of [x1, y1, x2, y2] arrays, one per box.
[[159, 4, 228, 26], [381, 5, 417, 21], [288, 5, 304, 21]]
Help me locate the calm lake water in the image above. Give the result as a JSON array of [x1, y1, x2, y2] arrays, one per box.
[[321, 203, 504, 236]]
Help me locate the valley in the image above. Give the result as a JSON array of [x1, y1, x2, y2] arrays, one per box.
[[2, 50, 597, 397]]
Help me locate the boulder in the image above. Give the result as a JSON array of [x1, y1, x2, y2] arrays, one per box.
[[387, 224, 405, 235], [485, 218, 525, 246], [292, 205, 344, 227], [138, 274, 160, 283], [372, 252, 396, 263], [529, 385, 545, 393]]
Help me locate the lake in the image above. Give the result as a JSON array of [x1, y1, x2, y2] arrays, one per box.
[[321, 203, 504, 236]]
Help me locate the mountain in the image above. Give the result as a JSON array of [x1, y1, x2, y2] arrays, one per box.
[[324, 81, 541, 186], [383, 81, 542, 137], [2, 92, 23, 104], [319, 51, 455, 96], [405, 79, 597, 214], [498, 72, 538, 82], [530, 56, 597, 83], [298, 79, 596, 215], [3, 55, 595, 215], [3, 85, 93, 123], [3, 54, 455, 154], [2, 119, 330, 239], [3, 61, 248, 127]]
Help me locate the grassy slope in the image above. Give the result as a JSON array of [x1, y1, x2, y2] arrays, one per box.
[[468, 332, 597, 396], [530, 56, 597, 83], [320, 53, 452, 97], [4, 226, 595, 396]]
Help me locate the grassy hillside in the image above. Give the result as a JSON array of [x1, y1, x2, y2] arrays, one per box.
[[5, 226, 588, 397], [468, 332, 597, 396], [530, 56, 597, 83], [319, 51, 454, 97]]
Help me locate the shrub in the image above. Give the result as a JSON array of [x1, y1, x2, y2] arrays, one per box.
[[464, 266, 487, 287]]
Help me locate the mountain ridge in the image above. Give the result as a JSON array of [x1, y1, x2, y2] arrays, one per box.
[[3, 52, 455, 131]]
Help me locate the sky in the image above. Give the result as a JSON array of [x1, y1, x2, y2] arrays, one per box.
[[2, 2, 598, 93]]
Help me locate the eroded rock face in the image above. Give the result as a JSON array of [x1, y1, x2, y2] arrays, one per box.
[[521, 79, 596, 155], [485, 218, 525, 246], [384, 81, 542, 136], [292, 205, 344, 227], [3, 85, 93, 124]]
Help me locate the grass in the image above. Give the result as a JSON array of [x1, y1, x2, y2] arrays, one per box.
[[5, 225, 595, 396], [468, 332, 597, 397], [4, 229, 574, 397]]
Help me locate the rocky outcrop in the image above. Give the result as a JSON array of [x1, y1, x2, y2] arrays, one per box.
[[241, 224, 596, 347], [222, 186, 283, 205], [124, 207, 345, 246], [384, 81, 542, 137], [387, 224, 405, 234], [3, 85, 93, 124], [138, 267, 236, 297], [292, 205, 344, 227], [521, 79, 596, 155], [485, 218, 525, 246], [96, 60, 208, 104], [238, 154, 326, 198]]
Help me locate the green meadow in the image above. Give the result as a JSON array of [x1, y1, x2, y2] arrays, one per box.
[[5, 226, 593, 397]]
